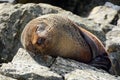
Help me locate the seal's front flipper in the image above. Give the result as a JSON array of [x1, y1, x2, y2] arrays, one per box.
[[89, 54, 111, 72]]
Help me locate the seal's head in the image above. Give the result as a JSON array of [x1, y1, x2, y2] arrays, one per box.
[[21, 15, 59, 55]]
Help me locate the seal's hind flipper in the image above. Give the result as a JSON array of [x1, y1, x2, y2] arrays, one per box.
[[89, 53, 111, 72]]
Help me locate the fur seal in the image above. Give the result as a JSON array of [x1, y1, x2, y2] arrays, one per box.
[[21, 14, 111, 71]]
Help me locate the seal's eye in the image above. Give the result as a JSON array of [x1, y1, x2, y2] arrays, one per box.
[[37, 38, 46, 45]]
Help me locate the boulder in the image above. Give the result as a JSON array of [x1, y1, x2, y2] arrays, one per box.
[[88, 5, 118, 25], [0, 48, 62, 80], [106, 26, 120, 75], [0, 74, 16, 80], [105, 2, 120, 11]]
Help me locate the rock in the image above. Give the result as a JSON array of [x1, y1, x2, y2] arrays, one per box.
[[106, 26, 120, 52], [51, 56, 105, 76], [106, 38, 120, 52], [109, 52, 120, 75], [0, 3, 106, 63], [117, 19, 120, 26], [51, 56, 120, 80], [105, 25, 120, 75], [105, 2, 120, 11], [0, 48, 62, 80], [0, 48, 119, 80], [88, 5, 118, 25], [12, 48, 54, 67], [101, 24, 115, 33], [64, 69, 119, 80], [0, 74, 16, 80]]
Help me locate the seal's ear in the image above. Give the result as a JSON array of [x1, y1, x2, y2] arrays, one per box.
[[36, 22, 47, 33]]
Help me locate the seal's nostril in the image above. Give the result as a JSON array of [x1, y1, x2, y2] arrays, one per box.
[[37, 38, 46, 45]]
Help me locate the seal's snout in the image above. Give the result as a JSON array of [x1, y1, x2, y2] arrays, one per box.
[[37, 38, 46, 45]]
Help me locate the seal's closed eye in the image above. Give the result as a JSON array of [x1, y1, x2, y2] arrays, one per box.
[[37, 38, 46, 45]]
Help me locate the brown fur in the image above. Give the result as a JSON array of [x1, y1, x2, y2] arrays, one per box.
[[21, 14, 108, 63]]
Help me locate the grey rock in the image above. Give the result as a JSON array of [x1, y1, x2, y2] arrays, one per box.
[[109, 52, 120, 75], [106, 38, 120, 52], [106, 26, 120, 52], [105, 26, 120, 75], [64, 69, 118, 80], [51, 57, 110, 80], [51, 56, 106, 75], [88, 5, 118, 25], [117, 19, 120, 26], [105, 2, 120, 11], [0, 74, 16, 80], [12, 48, 55, 67], [101, 24, 115, 33], [0, 48, 62, 80], [51, 56, 120, 80], [106, 27, 120, 40]]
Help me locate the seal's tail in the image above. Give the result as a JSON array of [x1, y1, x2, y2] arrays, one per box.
[[89, 53, 111, 72]]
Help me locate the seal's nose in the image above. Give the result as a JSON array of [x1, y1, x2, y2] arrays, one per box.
[[37, 38, 46, 45]]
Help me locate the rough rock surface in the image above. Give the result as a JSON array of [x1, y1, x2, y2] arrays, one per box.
[[106, 26, 120, 75], [0, 48, 62, 80], [0, 48, 119, 80], [88, 2, 120, 25], [0, 74, 16, 80], [106, 33, 120, 52], [88, 6, 118, 25], [0, 2, 120, 80]]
